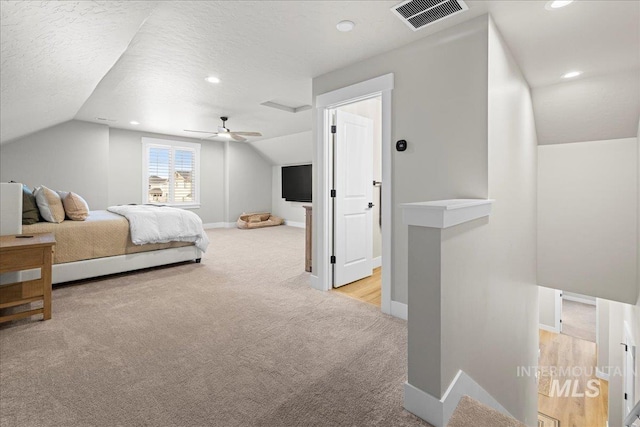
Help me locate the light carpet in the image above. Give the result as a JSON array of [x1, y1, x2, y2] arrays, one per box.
[[446, 396, 526, 427], [0, 227, 430, 427], [561, 300, 596, 343]]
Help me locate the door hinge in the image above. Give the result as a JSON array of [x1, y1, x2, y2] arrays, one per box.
[[330, 189, 336, 198], [624, 392, 628, 400], [622, 343, 629, 351], [330, 255, 336, 264], [331, 125, 336, 134], [560, 319, 562, 323]]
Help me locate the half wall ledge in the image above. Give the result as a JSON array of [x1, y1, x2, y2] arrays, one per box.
[[400, 199, 494, 229]]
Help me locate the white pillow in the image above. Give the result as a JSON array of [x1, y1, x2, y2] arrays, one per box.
[[34, 186, 65, 223]]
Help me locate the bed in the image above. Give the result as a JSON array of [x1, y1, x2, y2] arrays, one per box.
[[0, 182, 204, 284]]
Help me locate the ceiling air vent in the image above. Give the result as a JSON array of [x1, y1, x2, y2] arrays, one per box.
[[391, 0, 468, 31]]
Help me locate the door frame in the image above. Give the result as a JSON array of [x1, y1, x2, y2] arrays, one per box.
[[312, 73, 394, 315]]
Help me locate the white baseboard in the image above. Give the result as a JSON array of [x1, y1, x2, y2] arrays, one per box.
[[596, 368, 610, 381], [203, 222, 237, 229], [539, 323, 560, 334], [404, 370, 513, 427], [390, 301, 407, 320], [309, 275, 323, 291], [372, 256, 382, 269], [284, 220, 305, 228], [563, 294, 596, 306], [203, 222, 226, 229]]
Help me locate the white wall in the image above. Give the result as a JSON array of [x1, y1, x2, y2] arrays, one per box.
[[337, 97, 382, 260], [538, 138, 638, 304], [227, 142, 272, 222], [313, 16, 489, 305], [271, 166, 308, 226], [539, 287, 560, 332], [0, 121, 109, 209], [478, 18, 538, 424], [250, 130, 311, 166]]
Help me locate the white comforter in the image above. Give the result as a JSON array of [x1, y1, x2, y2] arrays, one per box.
[[107, 205, 209, 252]]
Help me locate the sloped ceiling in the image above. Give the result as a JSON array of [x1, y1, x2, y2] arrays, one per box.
[[533, 70, 640, 145], [1, 1, 639, 158], [0, 1, 156, 142]]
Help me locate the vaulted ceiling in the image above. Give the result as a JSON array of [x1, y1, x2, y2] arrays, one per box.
[[1, 1, 638, 148]]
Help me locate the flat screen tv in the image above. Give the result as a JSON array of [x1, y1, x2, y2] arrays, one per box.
[[282, 164, 312, 202]]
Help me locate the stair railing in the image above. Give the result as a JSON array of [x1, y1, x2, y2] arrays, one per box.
[[625, 399, 640, 427]]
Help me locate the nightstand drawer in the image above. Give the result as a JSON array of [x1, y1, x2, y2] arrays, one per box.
[[0, 247, 45, 273]]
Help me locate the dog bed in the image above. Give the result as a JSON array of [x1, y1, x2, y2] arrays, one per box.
[[237, 212, 284, 229]]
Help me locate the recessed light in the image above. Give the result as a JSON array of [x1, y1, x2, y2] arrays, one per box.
[[561, 71, 582, 79], [336, 20, 355, 32], [545, 0, 574, 10], [205, 76, 220, 84], [130, 120, 140, 125]]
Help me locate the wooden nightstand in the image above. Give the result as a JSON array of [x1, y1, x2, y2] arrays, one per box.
[[0, 233, 56, 323]]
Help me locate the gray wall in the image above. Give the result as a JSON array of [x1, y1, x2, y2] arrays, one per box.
[[0, 121, 109, 209], [227, 142, 272, 222], [313, 16, 490, 304], [0, 119, 270, 225], [538, 138, 638, 304], [108, 128, 225, 224]]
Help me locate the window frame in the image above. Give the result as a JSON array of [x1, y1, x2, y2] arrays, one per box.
[[141, 137, 201, 209]]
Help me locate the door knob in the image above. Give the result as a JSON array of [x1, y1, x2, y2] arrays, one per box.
[[368, 202, 374, 208]]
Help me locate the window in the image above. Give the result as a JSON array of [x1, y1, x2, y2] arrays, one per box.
[[142, 138, 200, 207]]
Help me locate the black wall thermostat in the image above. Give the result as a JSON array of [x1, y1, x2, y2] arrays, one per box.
[[396, 140, 407, 152]]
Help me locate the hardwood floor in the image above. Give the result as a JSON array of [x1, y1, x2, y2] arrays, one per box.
[[333, 267, 381, 307], [538, 329, 608, 427]]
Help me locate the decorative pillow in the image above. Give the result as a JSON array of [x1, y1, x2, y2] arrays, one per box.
[[21, 185, 40, 225], [62, 192, 89, 221], [34, 186, 65, 223]]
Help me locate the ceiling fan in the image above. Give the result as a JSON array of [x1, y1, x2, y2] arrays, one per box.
[[184, 117, 262, 142]]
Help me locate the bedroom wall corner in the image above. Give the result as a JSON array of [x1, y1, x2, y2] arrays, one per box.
[[226, 142, 273, 222]]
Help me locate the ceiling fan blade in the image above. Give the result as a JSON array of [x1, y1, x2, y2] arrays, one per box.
[[230, 134, 247, 142], [184, 129, 218, 134], [232, 132, 262, 137]]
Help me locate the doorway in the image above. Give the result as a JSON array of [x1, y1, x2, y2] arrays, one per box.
[[561, 292, 597, 343], [537, 288, 608, 426], [332, 97, 382, 287], [313, 73, 394, 315]]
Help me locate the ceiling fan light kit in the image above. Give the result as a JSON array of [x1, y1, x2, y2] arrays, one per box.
[[184, 116, 262, 142]]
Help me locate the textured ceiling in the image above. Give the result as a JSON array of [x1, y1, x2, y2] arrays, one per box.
[[1, 1, 638, 151], [73, 0, 487, 143], [0, 1, 156, 142]]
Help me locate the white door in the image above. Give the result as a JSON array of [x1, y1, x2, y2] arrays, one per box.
[[333, 110, 374, 288]]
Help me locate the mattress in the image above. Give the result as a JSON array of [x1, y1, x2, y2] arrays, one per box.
[[22, 210, 192, 264]]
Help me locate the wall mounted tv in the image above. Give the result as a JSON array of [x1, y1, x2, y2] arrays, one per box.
[[282, 164, 312, 202]]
